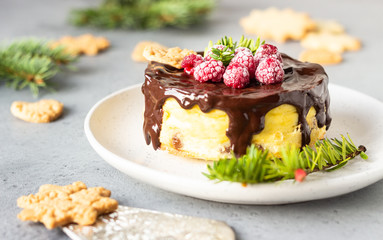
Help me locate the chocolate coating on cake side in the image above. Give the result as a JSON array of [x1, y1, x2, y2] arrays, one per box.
[[142, 53, 331, 156]]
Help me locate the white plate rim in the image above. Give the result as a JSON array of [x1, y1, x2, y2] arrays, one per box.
[[84, 83, 383, 205]]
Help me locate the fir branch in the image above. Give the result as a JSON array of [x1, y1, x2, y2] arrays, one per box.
[[216, 36, 236, 49], [0, 39, 77, 97], [69, 0, 215, 30], [237, 35, 265, 54], [4, 39, 76, 65], [203, 134, 368, 184]]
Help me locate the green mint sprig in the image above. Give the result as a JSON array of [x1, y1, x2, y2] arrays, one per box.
[[203, 35, 265, 66]]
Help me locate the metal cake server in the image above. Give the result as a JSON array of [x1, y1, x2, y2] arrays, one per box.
[[62, 205, 235, 240]]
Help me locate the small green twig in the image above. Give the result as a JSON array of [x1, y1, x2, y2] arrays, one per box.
[[0, 39, 77, 97], [203, 134, 367, 184]]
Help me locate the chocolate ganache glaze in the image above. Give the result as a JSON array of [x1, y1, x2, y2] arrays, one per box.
[[142, 53, 331, 156]]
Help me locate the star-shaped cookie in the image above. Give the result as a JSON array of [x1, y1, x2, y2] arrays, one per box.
[[240, 8, 316, 43], [17, 181, 118, 229]]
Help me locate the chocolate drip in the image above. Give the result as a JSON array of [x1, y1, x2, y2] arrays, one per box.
[[142, 53, 332, 156]]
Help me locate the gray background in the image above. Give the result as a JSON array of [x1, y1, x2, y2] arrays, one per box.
[[1, 0, 383, 239]]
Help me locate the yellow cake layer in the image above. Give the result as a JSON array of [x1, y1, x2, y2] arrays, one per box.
[[159, 98, 326, 160]]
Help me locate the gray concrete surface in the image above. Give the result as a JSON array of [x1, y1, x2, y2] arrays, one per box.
[[1, 0, 383, 239]]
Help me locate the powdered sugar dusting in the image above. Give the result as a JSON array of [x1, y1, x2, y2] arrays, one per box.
[[193, 59, 225, 82], [223, 63, 250, 88], [231, 50, 256, 79], [254, 44, 283, 68], [255, 57, 284, 84], [181, 54, 204, 75]]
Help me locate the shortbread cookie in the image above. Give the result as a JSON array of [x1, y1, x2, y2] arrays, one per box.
[[314, 20, 345, 34], [240, 8, 316, 42], [299, 49, 342, 65], [301, 32, 361, 53], [17, 181, 118, 229], [132, 41, 167, 62], [143, 46, 196, 68], [51, 34, 110, 56], [11, 99, 64, 123]]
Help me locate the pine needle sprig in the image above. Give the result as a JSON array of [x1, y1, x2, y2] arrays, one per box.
[[0, 53, 57, 96], [237, 35, 265, 54], [203, 134, 368, 184], [4, 39, 76, 65], [69, 0, 215, 30], [216, 36, 236, 49], [0, 39, 77, 97]]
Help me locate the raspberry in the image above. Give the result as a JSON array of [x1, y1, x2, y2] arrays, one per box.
[[193, 59, 225, 83], [235, 47, 253, 55], [181, 54, 204, 75], [254, 44, 282, 68], [205, 45, 226, 61], [255, 57, 284, 85], [294, 169, 307, 182], [223, 62, 250, 89], [230, 50, 256, 79]]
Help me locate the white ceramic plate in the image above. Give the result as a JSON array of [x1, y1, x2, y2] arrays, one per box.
[[84, 84, 383, 204]]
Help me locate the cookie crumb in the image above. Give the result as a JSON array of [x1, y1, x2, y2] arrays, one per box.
[[17, 181, 118, 229], [11, 99, 64, 123]]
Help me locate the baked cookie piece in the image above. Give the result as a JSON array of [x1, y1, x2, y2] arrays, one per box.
[[11, 99, 64, 123], [314, 20, 345, 34], [299, 49, 342, 65], [143, 46, 196, 69], [17, 181, 118, 229], [132, 41, 167, 62], [240, 8, 316, 42], [301, 32, 361, 53], [50, 34, 110, 56]]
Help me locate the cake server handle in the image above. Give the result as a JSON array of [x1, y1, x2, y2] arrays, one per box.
[[62, 205, 235, 240]]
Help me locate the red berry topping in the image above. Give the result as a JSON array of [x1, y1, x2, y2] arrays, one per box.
[[235, 47, 253, 55], [223, 62, 250, 89], [205, 45, 226, 61], [231, 50, 256, 79], [193, 59, 225, 83], [181, 54, 204, 75], [254, 44, 282, 68], [294, 169, 307, 182], [255, 57, 284, 85]]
